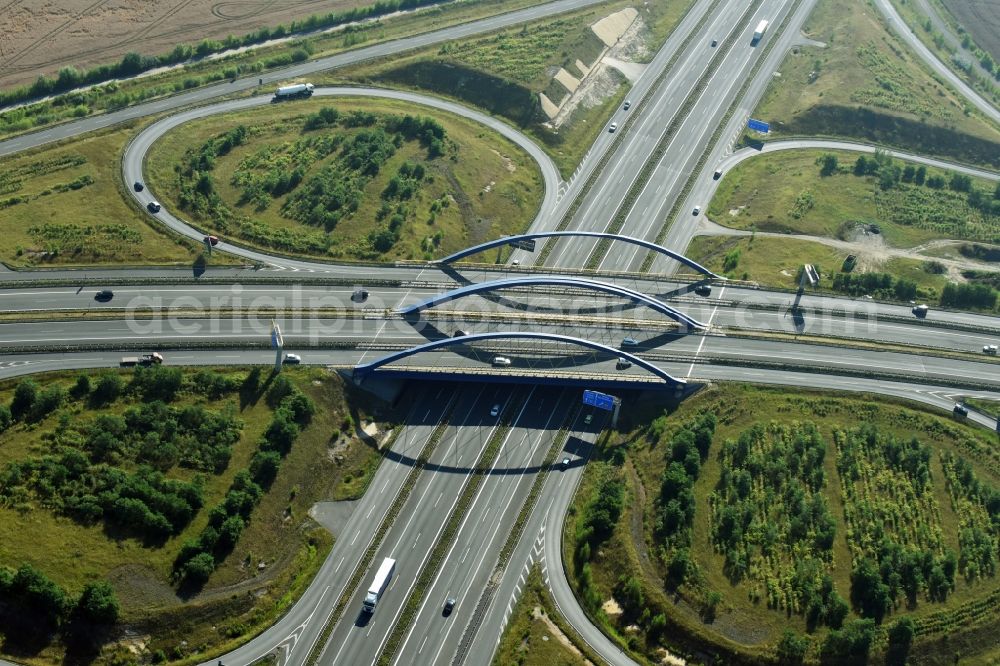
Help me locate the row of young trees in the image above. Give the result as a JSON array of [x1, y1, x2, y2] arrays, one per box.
[[173, 373, 314, 586], [0, 0, 451, 107]]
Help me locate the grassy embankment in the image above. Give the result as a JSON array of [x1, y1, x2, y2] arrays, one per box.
[[337, 0, 694, 177], [565, 383, 1000, 665], [145, 97, 542, 262], [493, 566, 597, 666], [0, 123, 216, 268], [693, 149, 1000, 307], [0, 0, 553, 142], [752, 0, 1000, 169], [0, 366, 388, 665]]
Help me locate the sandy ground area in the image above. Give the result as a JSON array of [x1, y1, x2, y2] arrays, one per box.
[[543, 8, 648, 127], [0, 0, 373, 89]]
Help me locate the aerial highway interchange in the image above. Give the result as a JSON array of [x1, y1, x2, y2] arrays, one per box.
[[1, 0, 999, 664]]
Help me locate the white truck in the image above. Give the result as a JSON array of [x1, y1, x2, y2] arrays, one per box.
[[120, 352, 163, 367], [752, 20, 769, 42], [273, 82, 314, 101], [363, 557, 396, 614]]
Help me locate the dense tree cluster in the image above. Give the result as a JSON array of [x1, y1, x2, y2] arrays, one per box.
[[0, 564, 119, 644], [837, 425, 956, 617], [0, 372, 244, 541], [173, 379, 314, 586], [940, 451, 1000, 580], [710, 421, 845, 627], [830, 271, 918, 301], [940, 282, 997, 309]]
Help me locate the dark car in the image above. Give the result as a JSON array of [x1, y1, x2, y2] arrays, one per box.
[[204, 235, 219, 247], [694, 284, 712, 297], [443, 597, 456, 616], [147, 201, 161, 213], [953, 403, 969, 418], [453, 329, 467, 337], [352, 288, 369, 303], [94, 290, 114, 301], [711, 38, 718, 47], [133, 181, 144, 192]]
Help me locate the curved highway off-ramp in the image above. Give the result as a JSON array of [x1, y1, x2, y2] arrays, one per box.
[[123, 87, 560, 270]]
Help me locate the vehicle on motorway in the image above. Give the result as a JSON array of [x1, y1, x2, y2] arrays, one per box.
[[204, 235, 219, 246], [623, 100, 631, 110], [711, 38, 718, 47], [984, 344, 998, 355], [351, 288, 369, 302], [692, 205, 701, 215], [512, 259, 520, 266], [133, 181, 143, 192], [621, 337, 638, 347], [490, 404, 501, 417], [694, 284, 712, 296], [492, 356, 511, 366], [273, 82, 314, 101], [584, 414, 593, 425], [953, 403, 969, 418], [616, 357, 632, 370], [608, 122, 618, 133], [453, 329, 467, 337], [443, 597, 456, 616], [713, 168, 723, 180], [283, 353, 302, 364], [120, 352, 163, 367], [94, 289, 114, 301], [363, 557, 396, 614], [147, 201, 161, 213], [752, 19, 769, 43], [912, 304, 929, 317], [561, 457, 570, 469]]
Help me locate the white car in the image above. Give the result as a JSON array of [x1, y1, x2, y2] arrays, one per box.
[[283, 353, 301, 364], [984, 344, 998, 355], [492, 356, 511, 366], [609, 122, 618, 133], [490, 404, 500, 417]]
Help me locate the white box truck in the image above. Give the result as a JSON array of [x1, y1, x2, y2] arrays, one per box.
[[753, 20, 769, 43], [273, 82, 314, 101], [363, 557, 396, 614]]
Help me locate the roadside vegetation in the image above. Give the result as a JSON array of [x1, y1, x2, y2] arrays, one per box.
[[0, 366, 389, 664], [0, 124, 209, 267], [565, 383, 1000, 665], [887, 0, 1000, 107], [146, 98, 541, 261], [752, 0, 1000, 169], [0, 0, 549, 142], [338, 0, 694, 176], [493, 566, 597, 666]]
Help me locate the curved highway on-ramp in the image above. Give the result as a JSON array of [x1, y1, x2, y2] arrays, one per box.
[[123, 86, 561, 270]]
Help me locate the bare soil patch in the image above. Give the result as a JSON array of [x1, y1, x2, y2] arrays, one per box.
[[0, 0, 372, 89]]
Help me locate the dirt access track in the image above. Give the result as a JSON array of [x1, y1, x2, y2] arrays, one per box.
[[0, 0, 375, 90]]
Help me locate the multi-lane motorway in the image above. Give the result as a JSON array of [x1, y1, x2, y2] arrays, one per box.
[[2, 0, 1000, 664]]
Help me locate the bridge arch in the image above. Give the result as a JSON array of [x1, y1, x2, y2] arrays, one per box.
[[398, 276, 706, 330], [353, 331, 685, 385], [437, 231, 721, 278]]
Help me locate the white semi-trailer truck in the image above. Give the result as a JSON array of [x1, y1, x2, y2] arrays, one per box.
[[273, 82, 314, 101], [363, 557, 396, 614], [752, 20, 769, 43]]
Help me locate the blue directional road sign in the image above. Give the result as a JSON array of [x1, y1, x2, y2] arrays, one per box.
[[583, 390, 615, 412], [747, 118, 770, 133]]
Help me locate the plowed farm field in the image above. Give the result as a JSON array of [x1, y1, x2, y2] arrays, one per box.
[[940, 0, 1000, 63], [0, 0, 374, 90]]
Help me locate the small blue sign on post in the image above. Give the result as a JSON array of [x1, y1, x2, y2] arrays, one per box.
[[583, 390, 616, 412], [747, 118, 770, 133]]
